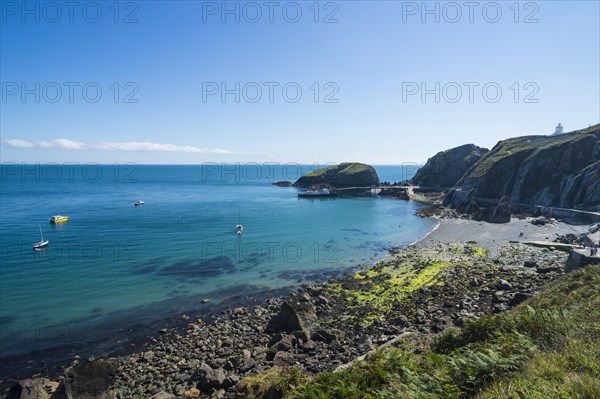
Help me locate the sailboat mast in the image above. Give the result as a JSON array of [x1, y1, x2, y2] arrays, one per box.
[[39, 224, 43, 241]]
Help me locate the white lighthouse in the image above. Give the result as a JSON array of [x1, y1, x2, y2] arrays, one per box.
[[552, 123, 564, 136]]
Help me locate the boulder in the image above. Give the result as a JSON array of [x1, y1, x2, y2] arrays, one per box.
[[267, 334, 297, 360], [510, 292, 533, 306], [150, 394, 177, 399], [195, 364, 226, 391], [62, 359, 117, 399], [182, 389, 201, 399], [496, 279, 513, 291], [6, 378, 53, 399], [431, 317, 452, 332], [294, 163, 379, 188], [492, 291, 509, 303], [265, 297, 317, 334], [272, 352, 295, 367], [237, 357, 256, 373], [311, 329, 344, 343]]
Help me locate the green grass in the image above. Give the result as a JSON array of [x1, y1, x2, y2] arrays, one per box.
[[302, 162, 373, 177], [236, 264, 600, 399], [465, 124, 599, 180], [337, 163, 373, 175]]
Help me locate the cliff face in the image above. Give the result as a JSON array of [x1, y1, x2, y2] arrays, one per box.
[[411, 144, 489, 187], [294, 163, 380, 188], [446, 124, 600, 212]]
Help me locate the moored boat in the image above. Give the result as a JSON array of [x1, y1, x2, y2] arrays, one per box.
[[33, 225, 49, 250], [133, 200, 144, 206], [298, 188, 337, 198], [236, 210, 243, 234], [50, 215, 69, 223]]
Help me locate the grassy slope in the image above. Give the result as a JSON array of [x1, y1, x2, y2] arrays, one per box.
[[238, 264, 600, 399], [465, 124, 600, 180], [303, 163, 372, 178]]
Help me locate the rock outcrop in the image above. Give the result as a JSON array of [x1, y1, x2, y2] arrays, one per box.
[[194, 364, 226, 391], [445, 124, 600, 212], [411, 144, 488, 188], [378, 187, 410, 200], [265, 295, 317, 334], [5, 378, 58, 399], [272, 181, 293, 187], [471, 196, 512, 223], [294, 163, 379, 188], [62, 359, 117, 399]]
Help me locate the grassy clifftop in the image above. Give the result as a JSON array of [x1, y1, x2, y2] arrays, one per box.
[[237, 264, 600, 398], [295, 163, 380, 188], [464, 129, 597, 180], [303, 163, 370, 177], [449, 123, 600, 210]]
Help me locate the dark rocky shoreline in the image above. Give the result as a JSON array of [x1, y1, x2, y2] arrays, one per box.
[[4, 230, 572, 398]]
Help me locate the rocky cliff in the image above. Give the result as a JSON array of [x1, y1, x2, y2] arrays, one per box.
[[445, 124, 600, 213], [294, 163, 380, 188], [411, 144, 489, 187]]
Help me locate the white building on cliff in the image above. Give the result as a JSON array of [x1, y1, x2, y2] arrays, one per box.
[[551, 123, 564, 136]]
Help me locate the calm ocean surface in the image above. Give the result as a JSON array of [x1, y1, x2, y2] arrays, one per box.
[[0, 164, 434, 368]]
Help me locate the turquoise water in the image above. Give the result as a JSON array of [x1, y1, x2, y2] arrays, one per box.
[[0, 164, 434, 365]]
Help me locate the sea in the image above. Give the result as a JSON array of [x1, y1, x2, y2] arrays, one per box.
[[0, 163, 435, 379]]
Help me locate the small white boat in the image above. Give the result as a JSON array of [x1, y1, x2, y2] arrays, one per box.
[[133, 200, 144, 206], [236, 210, 243, 235], [298, 188, 336, 198], [33, 225, 49, 250]]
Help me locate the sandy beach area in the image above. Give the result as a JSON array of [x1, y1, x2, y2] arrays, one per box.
[[416, 217, 589, 254]]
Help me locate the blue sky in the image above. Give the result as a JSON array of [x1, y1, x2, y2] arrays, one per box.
[[1, 0, 599, 164]]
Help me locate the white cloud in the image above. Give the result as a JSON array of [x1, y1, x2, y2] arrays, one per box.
[[5, 139, 35, 148], [3, 138, 236, 154], [36, 138, 85, 150]]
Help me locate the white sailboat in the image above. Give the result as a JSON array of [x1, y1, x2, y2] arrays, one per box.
[[236, 210, 243, 235], [33, 225, 49, 250]]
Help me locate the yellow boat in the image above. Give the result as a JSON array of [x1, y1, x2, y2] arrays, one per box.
[[50, 215, 69, 223]]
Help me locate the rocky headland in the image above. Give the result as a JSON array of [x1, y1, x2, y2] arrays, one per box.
[[412, 123, 600, 224], [446, 125, 599, 214], [293, 163, 379, 189], [410, 144, 489, 188]]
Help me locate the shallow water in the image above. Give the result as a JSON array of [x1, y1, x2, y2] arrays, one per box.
[[0, 164, 434, 363]]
